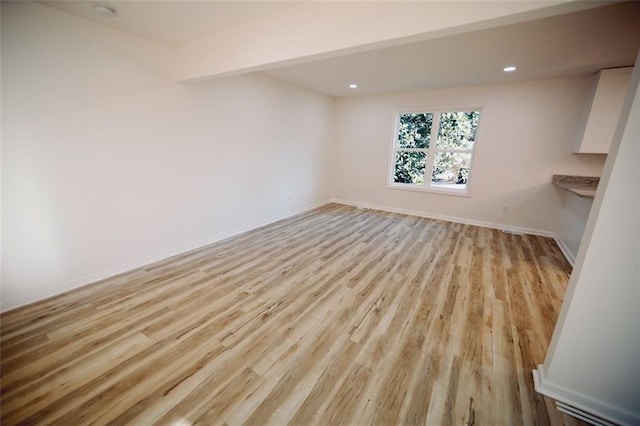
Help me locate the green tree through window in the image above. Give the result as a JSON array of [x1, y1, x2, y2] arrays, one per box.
[[393, 113, 432, 184], [391, 110, 480, 193]]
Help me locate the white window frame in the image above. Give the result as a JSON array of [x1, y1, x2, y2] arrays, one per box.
[[387, 107, 482, 197]]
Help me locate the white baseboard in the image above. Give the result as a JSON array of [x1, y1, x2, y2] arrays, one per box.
[[331, 198, 556, 237], [555, 401, 617, 426], [330, 199, 579, 266], [533, 366, 640, 426], [3, 198, 576, 311], [553, 235, 576, 266], [1, 200, 331, 313]]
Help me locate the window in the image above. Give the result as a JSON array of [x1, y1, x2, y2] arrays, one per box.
[[389, 109, 481, 195]]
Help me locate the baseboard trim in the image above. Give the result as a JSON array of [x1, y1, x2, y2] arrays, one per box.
[[553, 235, 576, 266], [533, 366, 640, 426], [331, 198, 556, 238], [555, 401, 617, 426], [4, 198, 576, 311], [1, 200, 331, 313]]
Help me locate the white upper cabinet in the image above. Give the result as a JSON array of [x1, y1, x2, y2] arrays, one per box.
[[574, 67, 633, 154]]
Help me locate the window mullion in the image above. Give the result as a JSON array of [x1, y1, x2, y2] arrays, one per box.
[[397, 148, 427, 151], [436, 148, 473, 154], [425, 112, 440, 186]]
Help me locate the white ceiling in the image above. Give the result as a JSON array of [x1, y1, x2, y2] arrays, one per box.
[[264, 2, 640, 96], [40, 1, 639, 97], [41, 1, 297, 46]]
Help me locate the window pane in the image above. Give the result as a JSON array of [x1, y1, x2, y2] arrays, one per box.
[[398, 113, 433, 148], [431, 152, 472, 187], [436, 111, 479, 150], [394, 151, 426, 184]]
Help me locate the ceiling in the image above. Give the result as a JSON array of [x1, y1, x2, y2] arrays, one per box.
[[40, 1, 639, 97], [41, 1, 297, 46], [264, 1, 640, 96]]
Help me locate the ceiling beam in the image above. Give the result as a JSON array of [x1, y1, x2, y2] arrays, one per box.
[[177, 1, 608, 82]]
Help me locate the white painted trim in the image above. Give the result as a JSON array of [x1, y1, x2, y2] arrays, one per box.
[[553, 234, 576, 266], [331, 198, 578, 266], [4, 197, 578, 311], [386, 183, 471, 197], [533, 366, 640, 426], [556, 402, 617, 426], [331, 198, 555, 237], [0, 200, 332, 313]]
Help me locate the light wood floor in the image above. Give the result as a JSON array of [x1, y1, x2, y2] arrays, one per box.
[[1, 203, 584, 425]]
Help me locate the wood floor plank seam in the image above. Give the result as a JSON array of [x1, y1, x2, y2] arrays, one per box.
[[0, 204, 583, 426]]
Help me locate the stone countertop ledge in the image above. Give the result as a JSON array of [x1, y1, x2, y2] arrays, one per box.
[[552, 175, 599, 199]]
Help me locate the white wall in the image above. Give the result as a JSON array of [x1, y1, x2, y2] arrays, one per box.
[[1, 2, 332, 311], [0, 2, 4, 301], [330, 77, 606, 233], [554, 191, 593, 264], [534, 53, 640, 426]]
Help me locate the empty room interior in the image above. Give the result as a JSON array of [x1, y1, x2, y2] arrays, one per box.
[[1, 1, 639, 425]]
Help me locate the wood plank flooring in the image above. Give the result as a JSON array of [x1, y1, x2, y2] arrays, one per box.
[[0, 203, 584, 425]]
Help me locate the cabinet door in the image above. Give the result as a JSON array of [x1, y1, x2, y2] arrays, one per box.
[[574, 67, 633, 154]]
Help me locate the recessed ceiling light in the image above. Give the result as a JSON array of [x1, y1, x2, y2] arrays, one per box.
[[349, 83, 358, 89], [92, 5, 117, 18], [503, 66, 517, 72]]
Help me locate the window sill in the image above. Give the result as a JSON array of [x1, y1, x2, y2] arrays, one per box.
[[387, 183, 470, 197]]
